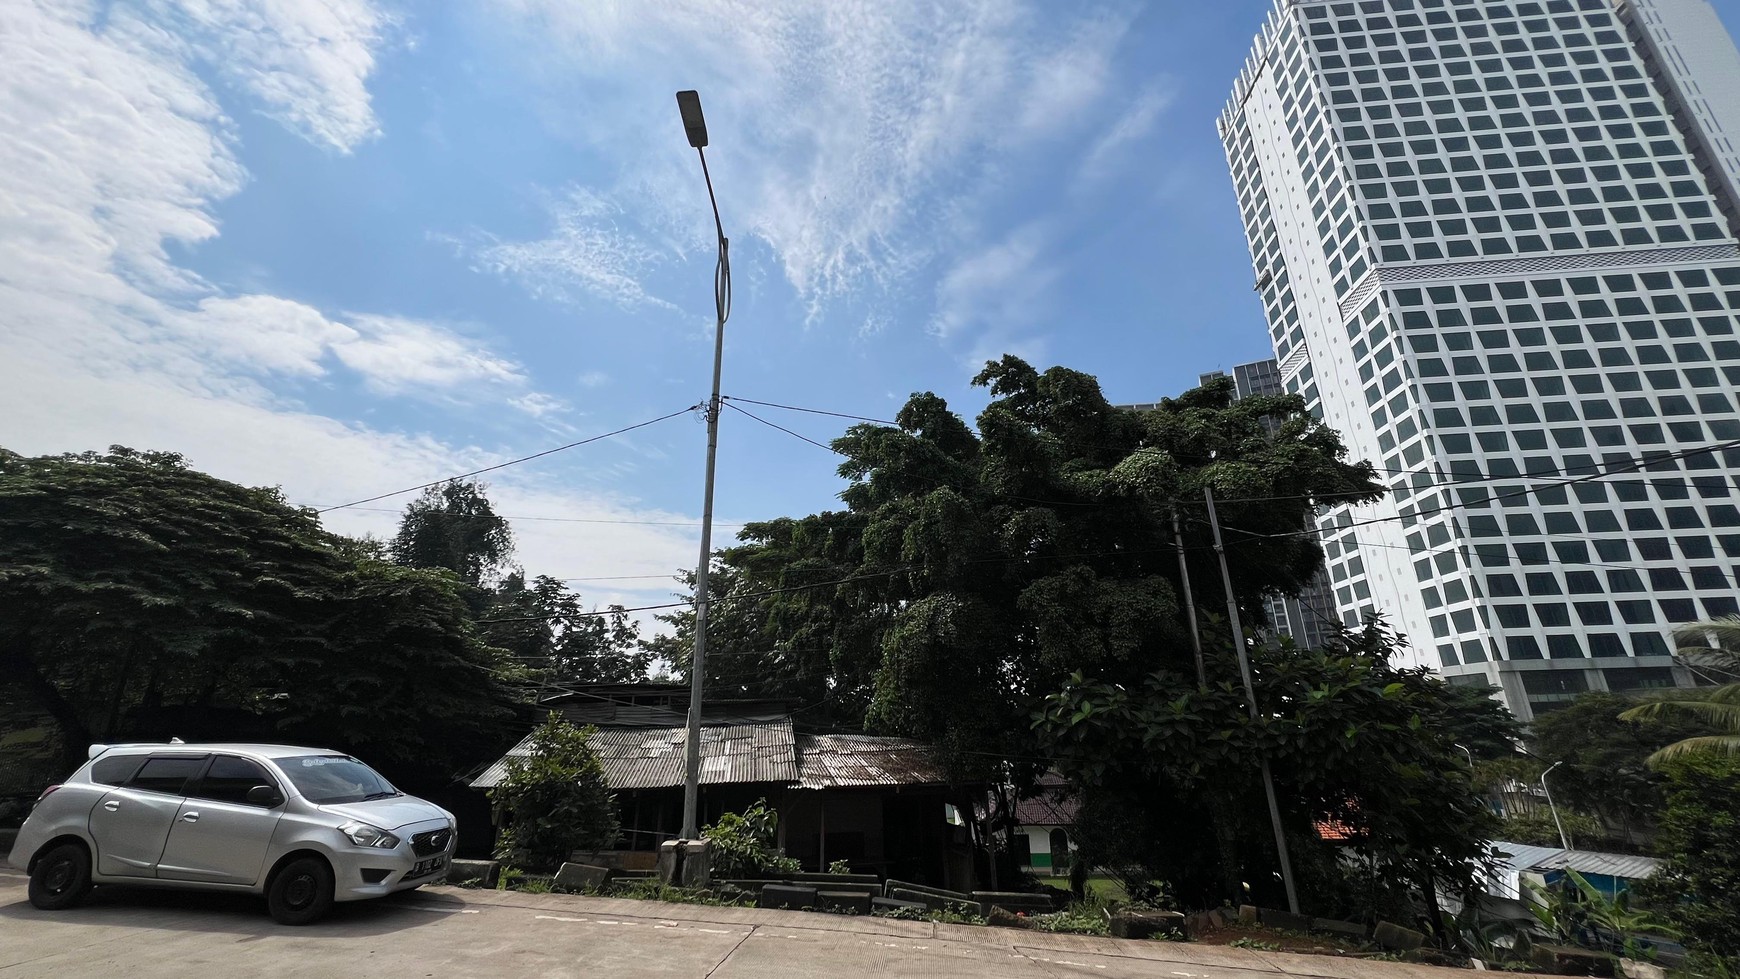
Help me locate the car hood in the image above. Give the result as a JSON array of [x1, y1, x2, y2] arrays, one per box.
[[317, 797, 448, 831]]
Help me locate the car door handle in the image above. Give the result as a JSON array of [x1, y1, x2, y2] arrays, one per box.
[[103, 801, 120, 811], [181, 812, 200, 822]]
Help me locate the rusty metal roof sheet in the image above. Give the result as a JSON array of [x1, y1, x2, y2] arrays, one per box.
[[470, 720, 798, 791], [793, 733, 948, 790]]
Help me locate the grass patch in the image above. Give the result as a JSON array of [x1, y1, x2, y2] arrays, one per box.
[[1037, 875, 1129, 904]]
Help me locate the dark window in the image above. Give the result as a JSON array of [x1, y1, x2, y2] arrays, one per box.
[[90, 754, 147, 787], [190, 756, 279, 806], [126, 756, 209, 796]]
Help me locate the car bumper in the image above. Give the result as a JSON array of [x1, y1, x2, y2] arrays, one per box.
[[329, 824, 455, 902]]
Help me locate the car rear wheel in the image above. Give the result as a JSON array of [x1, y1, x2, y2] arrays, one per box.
[[267, 856, 335, 925], [28, 843, 92, 911]]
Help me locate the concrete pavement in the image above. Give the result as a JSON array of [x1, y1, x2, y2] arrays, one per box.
[[0, 868, 1471, 978]]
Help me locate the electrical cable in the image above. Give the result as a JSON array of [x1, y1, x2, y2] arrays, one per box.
[[316, 406, 701, 513], [722, 396, 898, 427]]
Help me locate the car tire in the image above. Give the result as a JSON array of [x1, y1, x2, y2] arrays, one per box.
[[267, 856, 335, 925], [28, 842, 93, 911]]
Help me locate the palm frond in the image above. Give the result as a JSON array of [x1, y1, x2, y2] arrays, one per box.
[[1645, 734, 1740, 768], [1620, 698, 1740, 728]]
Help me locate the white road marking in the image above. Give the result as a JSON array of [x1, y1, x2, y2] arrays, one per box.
[[401, 905, 480, 914], [535, 915, 590, 923]]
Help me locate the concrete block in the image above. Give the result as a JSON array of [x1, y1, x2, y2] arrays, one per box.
[[1259, 907, 1314, 933], [1184, 912, 1215, 938], [1311, 917, 1369, 939], [987, 907, 1035, 929], [972, 891, 1055, 915], [884, 879, 981, 912], [816, 890, 872, 915], [757, 883, 818, 910], [789, 872, 882, 887], [1238, 904, 1259, 923], [1374, 920, 1427, 952], [871, 896, 928, 915], [1110, 910, 1186, 940], [552, 862, 614, 892], [681, 839, 712, 889], [446, 859, 499, 888], [657, 841, 682, 885], [1621, 959, 1666, 979], [1532, 943, 1619, 977]]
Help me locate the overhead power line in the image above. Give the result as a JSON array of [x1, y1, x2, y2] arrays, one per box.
[[316, 405, 700, 513], [722, 395, 898, 427]]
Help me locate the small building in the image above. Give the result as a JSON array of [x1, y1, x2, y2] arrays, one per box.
[[1483, 840, 1664, 902], [1011, 773, 1078, 877], [470, 684, 977, 888]]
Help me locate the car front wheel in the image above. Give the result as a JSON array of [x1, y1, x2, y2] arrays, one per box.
[[28, 843, 93, 911], [267, 856, 335, 925]]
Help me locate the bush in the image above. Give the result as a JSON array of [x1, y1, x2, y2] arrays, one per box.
[[1499, 809, 1604, 849], [489, 713, 618, 872], [703, 799, 801, 878], [1641, 755, 1740, 959]]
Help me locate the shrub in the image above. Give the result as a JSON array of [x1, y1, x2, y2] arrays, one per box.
[[1641, 755, 1740, 959], [489, 713, 618, 872], [703, 799, 801, 878]]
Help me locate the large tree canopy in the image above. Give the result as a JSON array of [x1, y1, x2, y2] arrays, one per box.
[[0, 447, 523, 779]]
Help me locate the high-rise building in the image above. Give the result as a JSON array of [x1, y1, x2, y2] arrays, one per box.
[[1201, 359, 1342, 649], [1218, 0, 1740, 719]]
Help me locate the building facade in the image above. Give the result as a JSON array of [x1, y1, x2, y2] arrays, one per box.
[[1202, 360, 1342, 650], [1219, 0, 1740, 719]]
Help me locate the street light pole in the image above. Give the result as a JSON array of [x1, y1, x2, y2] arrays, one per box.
[[676, 90, 730, 842], [1540, 760, 1571, 851], [1204, 485, 1300, 915]]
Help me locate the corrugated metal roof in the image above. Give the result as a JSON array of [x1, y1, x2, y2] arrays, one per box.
[[793, 733, 947, 789], [473, 724, 948, 792], [1543, 850, 1663, 880]]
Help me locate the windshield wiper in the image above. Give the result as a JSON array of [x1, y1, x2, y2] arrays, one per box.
[[361, 790, 401, 801]]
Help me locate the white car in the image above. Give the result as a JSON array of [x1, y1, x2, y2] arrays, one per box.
[[8, 743, 456, 924]]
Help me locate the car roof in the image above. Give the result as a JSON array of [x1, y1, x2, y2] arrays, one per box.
[[90, 743, 347, 761]]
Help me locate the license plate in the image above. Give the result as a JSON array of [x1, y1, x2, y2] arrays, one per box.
[[407, 856, 446, 880]]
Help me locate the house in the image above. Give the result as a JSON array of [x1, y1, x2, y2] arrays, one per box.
[[1011, 773, 1079, 877], [470, 684, 977, 888], [1482, 840, 1664, 902]]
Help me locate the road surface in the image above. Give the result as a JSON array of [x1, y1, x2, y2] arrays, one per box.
[[0, 869, 1468, 978]]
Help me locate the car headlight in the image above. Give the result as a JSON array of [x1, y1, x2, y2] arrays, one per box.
[[339, 821, 401, 848]]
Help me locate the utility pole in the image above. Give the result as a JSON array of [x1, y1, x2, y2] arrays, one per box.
[[1172, 504, 1207, 690], [676, 90, 730, 842], [1204, 485, 1301, 915], [1540, 760, 1571, 851]]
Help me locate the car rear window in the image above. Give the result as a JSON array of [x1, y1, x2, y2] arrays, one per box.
[[126, 756, 208, 796], [89, 754, 146, 787]]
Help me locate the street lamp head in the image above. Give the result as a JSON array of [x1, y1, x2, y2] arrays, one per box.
[[676, 90, 709, 148]]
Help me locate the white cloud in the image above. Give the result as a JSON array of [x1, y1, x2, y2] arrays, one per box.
[[452, 189, 676, 311], [147, 0, 391, 151], [577, 371, 610, 388], [1074, 83, 1174, 193], [0, 0, 692, 612], [929, 222, 1057, 340], [479, 0, 1136, 313]]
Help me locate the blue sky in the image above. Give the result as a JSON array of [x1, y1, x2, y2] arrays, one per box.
[[5, 0, 1739, 621]]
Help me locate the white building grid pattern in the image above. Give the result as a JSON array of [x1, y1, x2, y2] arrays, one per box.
[[1219, 0, 1740, 718]]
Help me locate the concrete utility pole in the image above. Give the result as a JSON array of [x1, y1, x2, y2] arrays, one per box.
[[1172, 503, 1208, 690], [1204, 485, 1300, 915], [676, 90, 730, 842]]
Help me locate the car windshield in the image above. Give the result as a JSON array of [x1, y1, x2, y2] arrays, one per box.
[[278, 755, 399, 805]]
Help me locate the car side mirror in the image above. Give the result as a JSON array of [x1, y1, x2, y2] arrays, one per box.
[[247, 785, 284, 807]]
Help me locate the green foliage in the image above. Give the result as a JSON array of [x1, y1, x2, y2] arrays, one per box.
[[389, 481, 515, 588], [1230, 937, 1282, 951], [872, 904, 929, 921], [1499, 810, 1605, 849], [702, 799, 801, 879], [489, 713, 619, 872], [484, 572, 647, 686], [1619, 618, 1740, 767], [1526, 870, 1681, 960], [1034, 904, 1111, 935], [0, 446, 523, 778], [828, 859, 852, 875], [1639, 755, 1740, 959]]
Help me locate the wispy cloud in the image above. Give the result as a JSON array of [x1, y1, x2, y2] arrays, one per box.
[[1074, 83, 1174, 193], [929, 222, 1057, 340], [478, 0, 1137, 316]]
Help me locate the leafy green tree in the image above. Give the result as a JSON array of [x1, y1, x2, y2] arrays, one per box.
[[1622, 618, 1740, 766], [484, 573, 646, 688], [0, 446, 524, 779], [1637, 755, 1740, 959], [489, 713, 618, 872], [702, 799, 801, 878], [389, 481, 515, 588], [1529, 692, 1724, 845]]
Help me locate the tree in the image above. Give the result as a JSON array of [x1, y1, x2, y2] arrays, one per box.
[[389, 481, 515, 588], [484, 574, 646, 688], [1638, 755, 1740, 959], [0, 446, 525, 779], [1529, 691, 1725, 845], [1621, 618, 1740, 766], [489, 713, 619, 872]]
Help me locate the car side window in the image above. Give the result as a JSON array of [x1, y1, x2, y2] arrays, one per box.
[[125, 756, 208, 796], [191, 756, 278, 806], [89, 755, 147, 787]]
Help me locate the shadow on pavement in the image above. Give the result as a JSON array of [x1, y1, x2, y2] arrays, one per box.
[[0, 876, 449, 939]]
